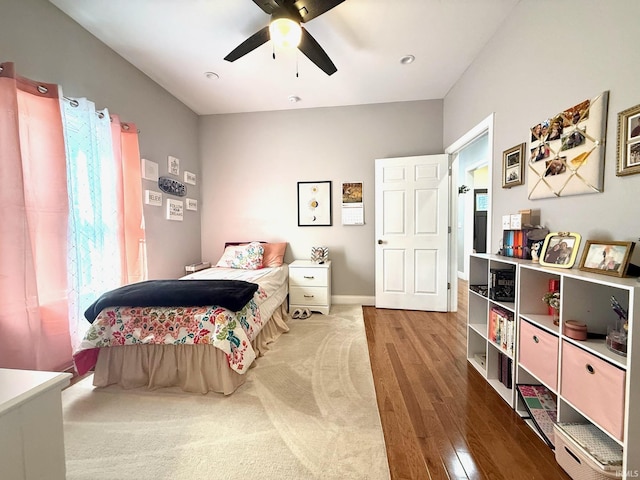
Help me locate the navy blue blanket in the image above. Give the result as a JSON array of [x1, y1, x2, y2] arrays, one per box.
[[84, 279, 259, 324]]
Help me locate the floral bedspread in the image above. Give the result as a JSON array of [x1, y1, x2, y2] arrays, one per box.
[[73, 287, 268, 375]]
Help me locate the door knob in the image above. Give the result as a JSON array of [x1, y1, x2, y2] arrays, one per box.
[[377, 239, 384, 245]]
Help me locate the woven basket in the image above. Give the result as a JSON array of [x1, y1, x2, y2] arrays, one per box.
[[554, 423, 622, 480]]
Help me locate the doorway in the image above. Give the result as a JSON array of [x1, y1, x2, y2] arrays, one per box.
[[445, 114, 494, 309]]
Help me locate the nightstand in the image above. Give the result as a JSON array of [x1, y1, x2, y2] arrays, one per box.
[[289, 260, 331, 315]]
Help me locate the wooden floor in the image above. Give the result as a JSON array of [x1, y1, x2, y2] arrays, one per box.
[[363, 280, 571, 480]]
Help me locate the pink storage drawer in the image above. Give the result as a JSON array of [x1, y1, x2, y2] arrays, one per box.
[[561, 341, 626, 441], [519, 319, 559, 389]]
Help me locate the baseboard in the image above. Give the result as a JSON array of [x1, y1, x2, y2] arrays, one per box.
[[332, 295, 375, 306]]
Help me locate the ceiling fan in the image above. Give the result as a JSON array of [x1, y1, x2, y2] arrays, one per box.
[[224, 0, 346, 76]]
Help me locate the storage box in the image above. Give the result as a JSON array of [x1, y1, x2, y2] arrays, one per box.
[[554, 423, 622, 480], [519, 320, 559, 390], [560, 341, 626, 441]]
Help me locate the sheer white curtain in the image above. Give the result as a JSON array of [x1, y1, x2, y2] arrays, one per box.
[[62, 97, 123, 349]]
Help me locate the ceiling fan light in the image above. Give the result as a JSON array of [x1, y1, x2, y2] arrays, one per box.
[[269, 17, 302, 49]]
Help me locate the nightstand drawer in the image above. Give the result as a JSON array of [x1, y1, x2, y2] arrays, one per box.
[[289, 267, 328, 287], [290, 286, 328, 306]]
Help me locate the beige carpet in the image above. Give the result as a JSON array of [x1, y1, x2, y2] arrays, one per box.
[[62, 305, 390, 480]]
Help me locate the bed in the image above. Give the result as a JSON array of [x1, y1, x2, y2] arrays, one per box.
[[72, 242, 289, 395]]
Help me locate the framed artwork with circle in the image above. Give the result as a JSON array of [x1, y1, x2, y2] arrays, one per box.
[[297, 181, 332, 226]]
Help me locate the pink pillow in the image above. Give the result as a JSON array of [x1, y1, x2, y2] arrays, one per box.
[[262, 242, 287, 267]]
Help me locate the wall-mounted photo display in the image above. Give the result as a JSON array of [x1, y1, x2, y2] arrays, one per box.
[[527, 92, 608, 199], [616, 103, 640, 176], [166, 198, 184, 221]]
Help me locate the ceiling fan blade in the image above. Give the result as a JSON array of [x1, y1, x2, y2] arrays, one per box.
[[294, 0, 345, 23], [251, 0, 284, 15], [298, 27, 337, 75], [224, 27, 270, 62]]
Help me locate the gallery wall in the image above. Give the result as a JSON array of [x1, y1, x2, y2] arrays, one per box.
[[0, 0, 201, 279], [199, 100, 443, 299], [443, 0, 640, 265]]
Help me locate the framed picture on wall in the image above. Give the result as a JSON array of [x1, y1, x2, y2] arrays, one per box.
[[502, 143, 525, 188], [616, 103, 640, 176], [297, 181, 332, 226]]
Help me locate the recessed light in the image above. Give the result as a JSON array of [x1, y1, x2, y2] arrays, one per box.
[[204, 71, 219, 80], [288, 95, 301, 103], [400, 55, 415, 65]]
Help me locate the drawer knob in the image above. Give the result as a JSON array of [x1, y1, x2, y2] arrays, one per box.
[[304, 294, 315, 298], [533, 335, 539, 344], [586, 364, 595, 375], [303, 276, 315, 279]]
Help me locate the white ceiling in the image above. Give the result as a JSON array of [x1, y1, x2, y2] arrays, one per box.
[[49, 0, 519, 115]]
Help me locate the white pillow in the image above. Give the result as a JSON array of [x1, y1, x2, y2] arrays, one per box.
[[215, 242, 264, 270]]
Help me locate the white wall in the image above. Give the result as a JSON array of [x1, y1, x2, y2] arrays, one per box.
[[0, 0, 201, 279], [199, 100, 443, 297], [444, 0, 640, 265]]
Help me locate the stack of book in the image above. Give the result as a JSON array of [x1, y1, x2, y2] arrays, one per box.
[[502, 229, 535, 259], [498, 352, 513, 389], [488, 306, 515, 356]]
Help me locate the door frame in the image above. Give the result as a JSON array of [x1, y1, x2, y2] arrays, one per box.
[[445, 113, 495, 312]]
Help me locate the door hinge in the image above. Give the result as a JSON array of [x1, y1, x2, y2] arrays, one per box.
[[447, 282, 451, 290], [448, 226, 451, 234]]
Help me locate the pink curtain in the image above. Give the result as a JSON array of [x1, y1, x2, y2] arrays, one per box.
[[111, 114, 147, 284], [0, 62, 72, 371]]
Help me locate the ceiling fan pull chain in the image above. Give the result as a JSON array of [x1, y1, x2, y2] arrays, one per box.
[[272, 43, 275, 60], [296, 51, 299, 78]]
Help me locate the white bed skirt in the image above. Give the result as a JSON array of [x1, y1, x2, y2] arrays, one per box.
[[91, 302, 289, 395]]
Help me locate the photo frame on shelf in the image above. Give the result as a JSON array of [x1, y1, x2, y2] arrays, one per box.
[[539, 232, 582, 268], [579, 240, 635, 277], [297, 180, 332, 226], [502, 143, 525, 188], [527, 91, 608, 199], [616, 103, 640, 176]]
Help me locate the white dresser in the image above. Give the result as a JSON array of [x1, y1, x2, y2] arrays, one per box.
[[289, 260, 332, 315], [0, 368, 72, 480]]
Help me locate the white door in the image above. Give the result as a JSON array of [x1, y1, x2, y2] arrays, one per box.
[[374, 154, 450, 311]]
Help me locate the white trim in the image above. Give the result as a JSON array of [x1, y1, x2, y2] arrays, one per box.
[[333, 295, 375, 306], [444, 113, 495, 314]]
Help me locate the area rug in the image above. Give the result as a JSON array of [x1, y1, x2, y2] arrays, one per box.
[[62, 305, 390, 480]]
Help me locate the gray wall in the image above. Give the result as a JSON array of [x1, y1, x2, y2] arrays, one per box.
[[444, 0, 640, 264], [0, 0, 201, 279], [199, 101, 443, 298]]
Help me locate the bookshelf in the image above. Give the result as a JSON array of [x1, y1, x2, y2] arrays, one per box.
[[468, 253, 640, 478]]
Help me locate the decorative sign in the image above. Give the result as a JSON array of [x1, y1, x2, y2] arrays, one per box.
[[144, 189, 162, 206], [141, 158, 159, 181], [158, 176, 186, 197], [184, 171, 197, 185], [185, 198, 198, 211], [168, 155, 180, 176], [166, 199, 184, 221]]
